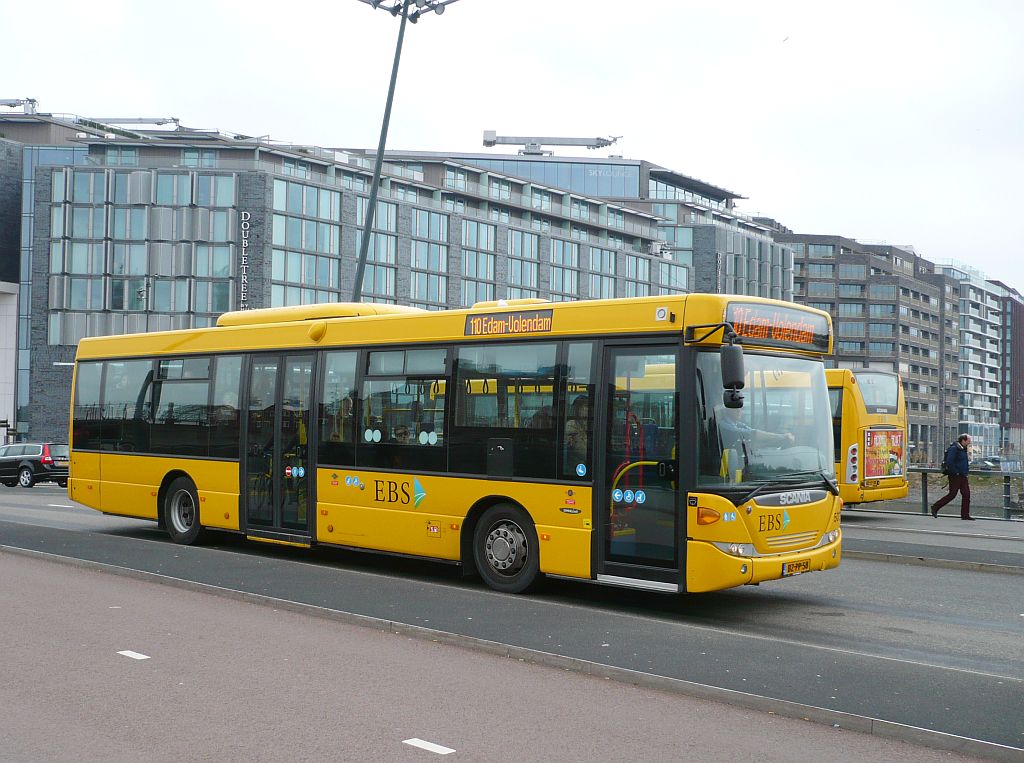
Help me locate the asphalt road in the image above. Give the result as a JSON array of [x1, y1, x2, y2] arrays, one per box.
[[1, 485, 1022, 760]]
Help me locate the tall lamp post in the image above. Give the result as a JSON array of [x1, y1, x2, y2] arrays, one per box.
[[351, 0, 458, 302]]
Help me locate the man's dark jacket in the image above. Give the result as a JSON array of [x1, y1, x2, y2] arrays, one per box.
[[943, 442, 970, 477]]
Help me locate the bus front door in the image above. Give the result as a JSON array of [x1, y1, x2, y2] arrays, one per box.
[[597, 345, 681, 592], [242, 354, 316, 542]]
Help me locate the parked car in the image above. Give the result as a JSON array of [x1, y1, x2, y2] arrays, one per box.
[[0, 443, 69, 488]]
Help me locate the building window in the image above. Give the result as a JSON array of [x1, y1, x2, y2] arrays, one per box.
[[462, 220, 497, 306], [507, 230, 539, 299], [489, 206, 511, 224], [837, 302, 864, 317], [806, 282, 835, 297], [607, 209, 625, 229], [531, 189, 552, 211], [836, 321, 865, 337], [837, 341, 864, 353], [806, 263, 834, 278], [72, 171, 107, 203], [183, 149, 217, 168], [105, 146, 138, 167], [570, 199, 591, 221], [838, 263, 866, 279], [869, 284, 897, 299], [282, 158, 312, 179], [392, 184, 418, 202], [550, 240, 579, 302], [410, 241, 448, 309], [197, 175, 236, 207], [443, 196, 466, 213], [412, 209, 449, 242], [445, 167, 468, 191], [111, 207, 147, 240], [624, 254, 650, 297], [489, 178, 512, 201], [70, 206, 107, 239], [589, 247, 616, 299], [155, 173, 193, 206], [807, 243, 835, 256], [657, 262, 687, 295]]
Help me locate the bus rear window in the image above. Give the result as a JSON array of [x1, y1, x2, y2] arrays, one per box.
[[854, 372, 899, 411]]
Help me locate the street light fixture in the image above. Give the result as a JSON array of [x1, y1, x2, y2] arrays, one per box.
[[351, 0, 459, 302]]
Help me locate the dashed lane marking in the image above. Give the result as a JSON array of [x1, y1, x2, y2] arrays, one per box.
[[402, 738, 455, 755], [117, 650, 150, 660]]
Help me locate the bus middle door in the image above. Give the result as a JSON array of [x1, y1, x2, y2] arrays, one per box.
[[596, 345, 682, 592]]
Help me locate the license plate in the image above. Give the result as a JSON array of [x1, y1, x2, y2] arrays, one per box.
[[782, 559, 810, 576], [55, 460, 69, 465]]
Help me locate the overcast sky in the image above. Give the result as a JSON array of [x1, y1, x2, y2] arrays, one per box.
[[8, 0, 1023, 290]]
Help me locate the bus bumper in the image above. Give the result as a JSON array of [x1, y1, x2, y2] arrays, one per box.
[[687, 535, 842, 593]]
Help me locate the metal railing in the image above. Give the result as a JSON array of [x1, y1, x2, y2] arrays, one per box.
[[907, 466, 1024, 519]]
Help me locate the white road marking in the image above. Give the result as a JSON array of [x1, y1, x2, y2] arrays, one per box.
[[402, 738, 455, 755], [47, 504, 74, 508], [117, 650, 150, 660]]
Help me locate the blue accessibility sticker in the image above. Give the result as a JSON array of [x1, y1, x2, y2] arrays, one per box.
[[612, 489, 623, 503], [635, 490, 646, 504], [576, 463, 587, 477], [623, 490, 635, 504]]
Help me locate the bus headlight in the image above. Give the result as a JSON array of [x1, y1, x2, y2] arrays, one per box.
[[712, 542, 751, 557]]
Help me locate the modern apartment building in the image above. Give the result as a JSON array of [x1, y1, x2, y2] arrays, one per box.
[[1, 106, 799, 442], [777, 233, 959, 463], [993, 283, 1024, 457]]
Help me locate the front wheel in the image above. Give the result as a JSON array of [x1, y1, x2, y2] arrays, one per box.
[[472, 504, 543, 594], [163, 477, 206, 545], [18, 467, 35, 488]]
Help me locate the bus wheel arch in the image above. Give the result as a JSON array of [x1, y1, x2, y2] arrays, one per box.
[[159, 472, 207, 545], [465, 498, 544, 594]]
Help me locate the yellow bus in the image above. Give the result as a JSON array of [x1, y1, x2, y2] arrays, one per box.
[[826, 369, 908, 506], [69, 294, 841, 594]]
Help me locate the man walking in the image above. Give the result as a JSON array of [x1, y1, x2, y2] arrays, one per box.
[[931, 434, 974, 520]]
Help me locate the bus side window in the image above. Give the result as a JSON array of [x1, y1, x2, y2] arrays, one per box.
[[356, 348, 447, 473], [829, 388, 842, 463], [318, 351, 358, 467], [560, 342, 594, 480], [451, 342, 557, 479]]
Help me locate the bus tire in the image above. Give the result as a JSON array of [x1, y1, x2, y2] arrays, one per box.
[[473, 504, 543, 594], [163, 476, 207, 546]]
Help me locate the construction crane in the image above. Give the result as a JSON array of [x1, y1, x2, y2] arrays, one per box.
[[482, 130, 621, 156], [1, 98, 38, 114]]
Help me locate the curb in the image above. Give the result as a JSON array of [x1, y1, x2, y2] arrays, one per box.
[[843, 549, 1024, 575], [3, 544, 1021, 762]]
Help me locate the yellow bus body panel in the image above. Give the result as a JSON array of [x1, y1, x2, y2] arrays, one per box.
[[317, 469, 593, 579], [685, 491, 842, 593], [95, 454, 240, 530], [69, 451, 102, 509]]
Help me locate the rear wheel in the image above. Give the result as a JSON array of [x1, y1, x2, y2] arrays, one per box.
[[163, 477, 206, 545], [472, 504, 543, 594], [18, 467, 34, 488], [56, 480, 67, 488]]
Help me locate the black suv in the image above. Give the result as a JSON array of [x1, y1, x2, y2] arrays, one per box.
[[0, 443, 69, 488]]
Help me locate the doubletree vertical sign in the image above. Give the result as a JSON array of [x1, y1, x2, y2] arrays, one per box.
[[239, 211, 251, 310]]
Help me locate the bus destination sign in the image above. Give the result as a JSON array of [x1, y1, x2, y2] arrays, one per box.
[[465, 310, 554, 338], [725, 302, 830, 352]]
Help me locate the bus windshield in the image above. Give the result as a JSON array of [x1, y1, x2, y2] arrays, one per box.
[[696, 352, 834, 488], [853, 371, 900, 413]]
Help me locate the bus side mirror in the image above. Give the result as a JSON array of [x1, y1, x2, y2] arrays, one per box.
[[721, 343, 745, 408]]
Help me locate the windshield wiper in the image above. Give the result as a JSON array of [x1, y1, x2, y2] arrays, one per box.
[[785, 470, 839, 496]]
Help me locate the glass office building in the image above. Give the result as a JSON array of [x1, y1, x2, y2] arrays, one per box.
[[3, 109, 796, 441]]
